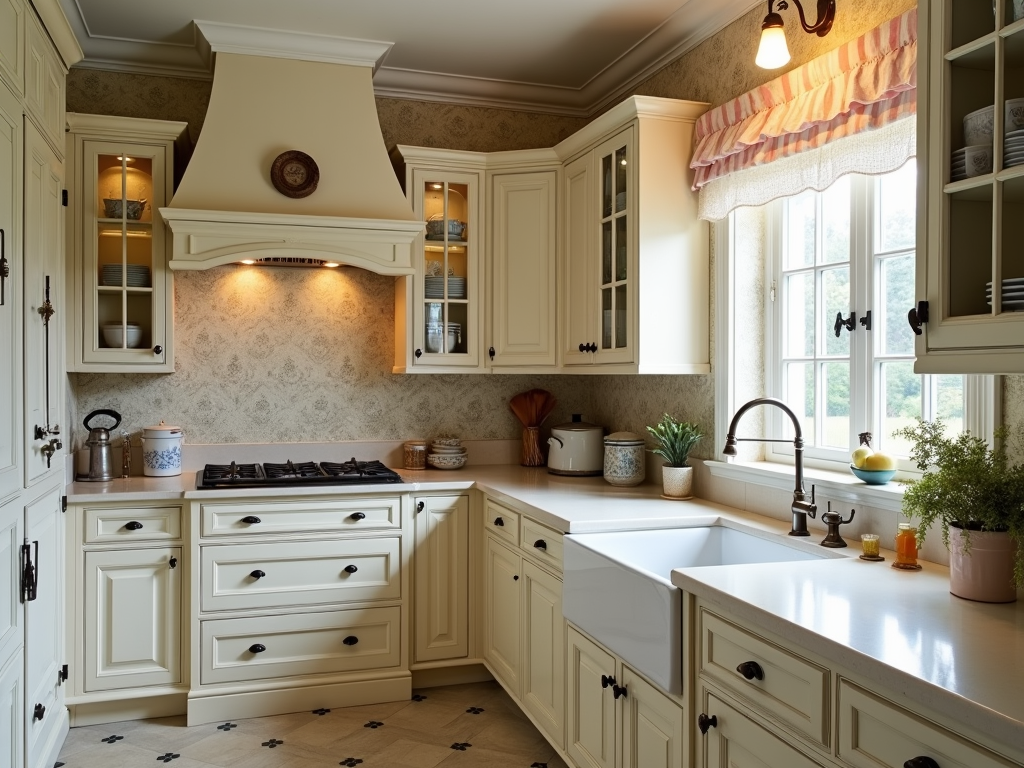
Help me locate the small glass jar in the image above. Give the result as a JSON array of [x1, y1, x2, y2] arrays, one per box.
[[860, 533, 880, 558], [403, 440, 427, 470], [894, 523, 920, 569]]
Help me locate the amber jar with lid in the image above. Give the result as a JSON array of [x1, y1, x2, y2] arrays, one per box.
[[403, 440, 427, 470], [893, 523, 921, 569]]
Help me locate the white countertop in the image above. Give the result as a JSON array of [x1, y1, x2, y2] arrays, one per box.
[[66, 463, 1024, 754]]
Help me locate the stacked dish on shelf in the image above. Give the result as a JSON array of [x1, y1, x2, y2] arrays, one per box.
[[425, 275, 466, 299], [986, 278, 1024, 311], [428, 437, 467, 469], [425, 321, 460, 353], [1005, 98, 1024, 169], [953, 106, 994, 182], [101, 322, 142, 347], [101, 264, 150, 287]]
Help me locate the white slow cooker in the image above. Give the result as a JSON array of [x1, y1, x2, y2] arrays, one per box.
[[547, 414, 604, 476]]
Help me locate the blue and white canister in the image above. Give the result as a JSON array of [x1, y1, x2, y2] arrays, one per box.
[[141, 421, 183, 477], [603, 432, 646, 487]]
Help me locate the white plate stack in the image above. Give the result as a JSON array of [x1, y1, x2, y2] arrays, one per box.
[[986, 277, 1024, 311], [1004, 128, 1024, 169], [424, 276, 466, 299], [101, 264, 151, 287]]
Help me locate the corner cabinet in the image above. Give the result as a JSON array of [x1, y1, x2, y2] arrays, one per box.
[[65, 114, 188, 373], [915, 0, 1024, 372], [557, 97, 710, 374]]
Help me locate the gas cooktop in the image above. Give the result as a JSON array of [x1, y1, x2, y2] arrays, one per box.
[[196, 458, 403, 489]]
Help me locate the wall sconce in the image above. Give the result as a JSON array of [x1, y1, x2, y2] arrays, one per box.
[[755, 0, 836, 69]]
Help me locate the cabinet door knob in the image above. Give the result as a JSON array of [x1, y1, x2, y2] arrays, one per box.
[[601, 674, 615, 689], [124, 520, 143, 531], [249, 643, 266, 654], [513, 574, 519, 581], [904, 759, 940, 768], [241, 515, 261, 525], [736, 661, 764, 681], [33, 703, 45, 721], [350, 512, 366, 521], [169, 557, 177, 569], [415, 348, 423, 358], [416, 501, 425, 513], [697, 713, 718, 734], [153, 345, 163, 355], [907, 301, 929, 336], [489, 346, 495, 360], [343, 636, 359, 646], [250, 569, 265, 579], [612, 684, 628, 700], [534, 539, 547, 550], [494, 517, 504, 527], [344, 565, 358, 574], [579, 343, 587, 352]]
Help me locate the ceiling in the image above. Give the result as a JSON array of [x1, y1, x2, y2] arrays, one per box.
[[58, 0, 762, 115]]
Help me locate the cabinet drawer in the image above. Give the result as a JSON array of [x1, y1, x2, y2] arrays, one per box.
[[520, 517, 563, 571], [484, 499, 519, 545], [200, 497, 400, 537], [200, 606, 400, 685], [700, 609, 829, 747], [838, 680, 1016, 768], [83, 505, 182, 543], [201, 537, 402, 612], [703, 690, 826, 768]]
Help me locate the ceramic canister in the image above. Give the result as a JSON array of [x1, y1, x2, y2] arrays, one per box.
[[141, 421, 184, 477], [603, 432, 646, 486]]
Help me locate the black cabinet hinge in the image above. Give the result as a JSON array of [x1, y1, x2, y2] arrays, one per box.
[[20, 541, 38, 602], [61, 190, 68, 207], [58, 664, 68, 685], [61, 495, 67, 513]]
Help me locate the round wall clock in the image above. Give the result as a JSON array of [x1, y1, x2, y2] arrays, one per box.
[[270, 150, 320, 198]]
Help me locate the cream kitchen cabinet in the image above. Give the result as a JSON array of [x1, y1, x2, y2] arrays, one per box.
[[556, 96, 710, 374], [567, 624, 685, 768], [65, 502, 184, 718], [412, 494, 469, 663], [914, 0, 1024, 372], [483, 534, 521, 690], [65, 114, 187, 372], [0, 0, 24, 97], [0, 81, 22, 505], [23, 9, 63, 157], [392, 147, 485, 372]]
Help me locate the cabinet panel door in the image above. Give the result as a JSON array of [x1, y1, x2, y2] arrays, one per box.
[[22, 120, 63, 489], [522, 561, 564, 749], [0, 650, 23, 768], [24, 486, 63, 768], [490, 171, 557, 368], [23, 14, 62, 154], [620, 666, 683, 768], [414, 495, 468, 663], [483, 535, 521, 693], [702, 690, 823, 768], [0, 0, 24, 95], [562, 153, 594, 365], [566, 626, 616, 768], [0, 498, 21, 671], [84, 547, 180, 691], [0, 84, 21, 503]]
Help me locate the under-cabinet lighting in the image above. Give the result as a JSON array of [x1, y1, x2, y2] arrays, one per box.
[[240, 259, 256, 265], [323, 261, 340, 268], [431, 183, 443, 189]]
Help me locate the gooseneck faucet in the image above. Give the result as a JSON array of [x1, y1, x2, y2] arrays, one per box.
[[722, 397, 817, 536]]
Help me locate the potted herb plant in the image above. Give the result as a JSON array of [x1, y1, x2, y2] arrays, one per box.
[[894, 420, 1024, 602], [646, 414, 703, 499]]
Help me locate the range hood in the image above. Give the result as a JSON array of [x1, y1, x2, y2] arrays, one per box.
[[162, 22, 421, 275]]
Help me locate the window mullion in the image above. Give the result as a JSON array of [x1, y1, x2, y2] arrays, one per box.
[[851, 175, 874, 449]]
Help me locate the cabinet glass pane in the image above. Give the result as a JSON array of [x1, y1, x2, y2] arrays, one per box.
[[602, 288, 612, 349], [949, 45, 995, 158], [951, 0, 995, 49], [602, 221, 612, 284], [948, 187, 993, 316], [999, 175, 1024, 314], [602, 154, 612, 217], [614, 146, 627, 213], [1002, 0, 1024, 28], [614, 284, 627, 348], [615, 216, 627, 281], [422, 180, 470, 355]]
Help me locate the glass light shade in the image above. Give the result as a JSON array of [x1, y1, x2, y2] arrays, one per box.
[[756, 25, 791, 69]]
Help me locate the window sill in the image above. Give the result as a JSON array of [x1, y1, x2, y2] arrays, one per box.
[[705, 459, 906, 513]]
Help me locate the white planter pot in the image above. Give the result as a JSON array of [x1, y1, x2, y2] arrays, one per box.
[[662, 466, 693, 499], [949, 525, 1017, 603]]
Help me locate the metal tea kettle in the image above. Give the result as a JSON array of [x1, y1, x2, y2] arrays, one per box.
[[77, 409, 122, 482]]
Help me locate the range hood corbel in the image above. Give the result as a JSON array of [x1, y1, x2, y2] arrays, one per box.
[[162, 22, 421, 275]]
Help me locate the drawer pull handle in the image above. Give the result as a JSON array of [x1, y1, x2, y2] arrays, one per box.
[[612, 684, 628, 700], [250, 570, 265, 579], [343, 636, 359, 646], [697, 713, 717, 735], [241, 516, 261, 525], [904, 759, 940, 768], [344, 565, 358, 574], [736, 661, 764, 681], [125, 520, 143, 531], [534, 539, 547, 550], [494, 517, 504, 526], [249, 643, 266, 654], [601, 674, 615, 689], [350, 512, 366, 521]]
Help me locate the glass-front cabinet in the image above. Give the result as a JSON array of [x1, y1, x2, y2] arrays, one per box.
[[392, 146, 483, 372], [916, 0, 1024, 372], [66, 115, 187, 372], [597, 134, 633, 362]]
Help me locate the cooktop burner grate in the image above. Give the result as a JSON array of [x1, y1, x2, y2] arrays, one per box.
[[264, 461, 325, 479], [196, 458, 403, 489], [201, 462, 263, 481]]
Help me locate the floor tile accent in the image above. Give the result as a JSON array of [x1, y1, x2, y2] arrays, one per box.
[[261, 739, 284, 748]]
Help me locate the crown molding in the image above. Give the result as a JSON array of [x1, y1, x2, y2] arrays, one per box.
[[30, 0, 83, 67]]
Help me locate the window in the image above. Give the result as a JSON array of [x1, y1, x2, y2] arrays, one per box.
[[763, 165, 981, 469]]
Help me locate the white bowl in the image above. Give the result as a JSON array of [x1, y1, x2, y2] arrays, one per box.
[[964, 105, 994, 146], [964, 144, 993, 176], [101, 323, 142, 348], [1006, 98, 1024, 133], [427, 453, 467, 470]]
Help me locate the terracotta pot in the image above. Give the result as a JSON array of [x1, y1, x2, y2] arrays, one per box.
[[948, 525, 1017, 603], [662, 466, 693, 499]]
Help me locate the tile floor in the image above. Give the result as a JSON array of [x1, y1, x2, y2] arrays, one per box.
[[55, 682, 570, 768]]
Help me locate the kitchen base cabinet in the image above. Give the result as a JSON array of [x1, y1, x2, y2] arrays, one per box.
[[413, 494, 469, 664], [483, 535, 522, 691], [567, 626, 617, 768], [620, 666, 684, 768], [522, 559, 564, 746]]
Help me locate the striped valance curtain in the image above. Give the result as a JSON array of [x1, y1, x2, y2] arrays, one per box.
[[691, 9, 917, 221]]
